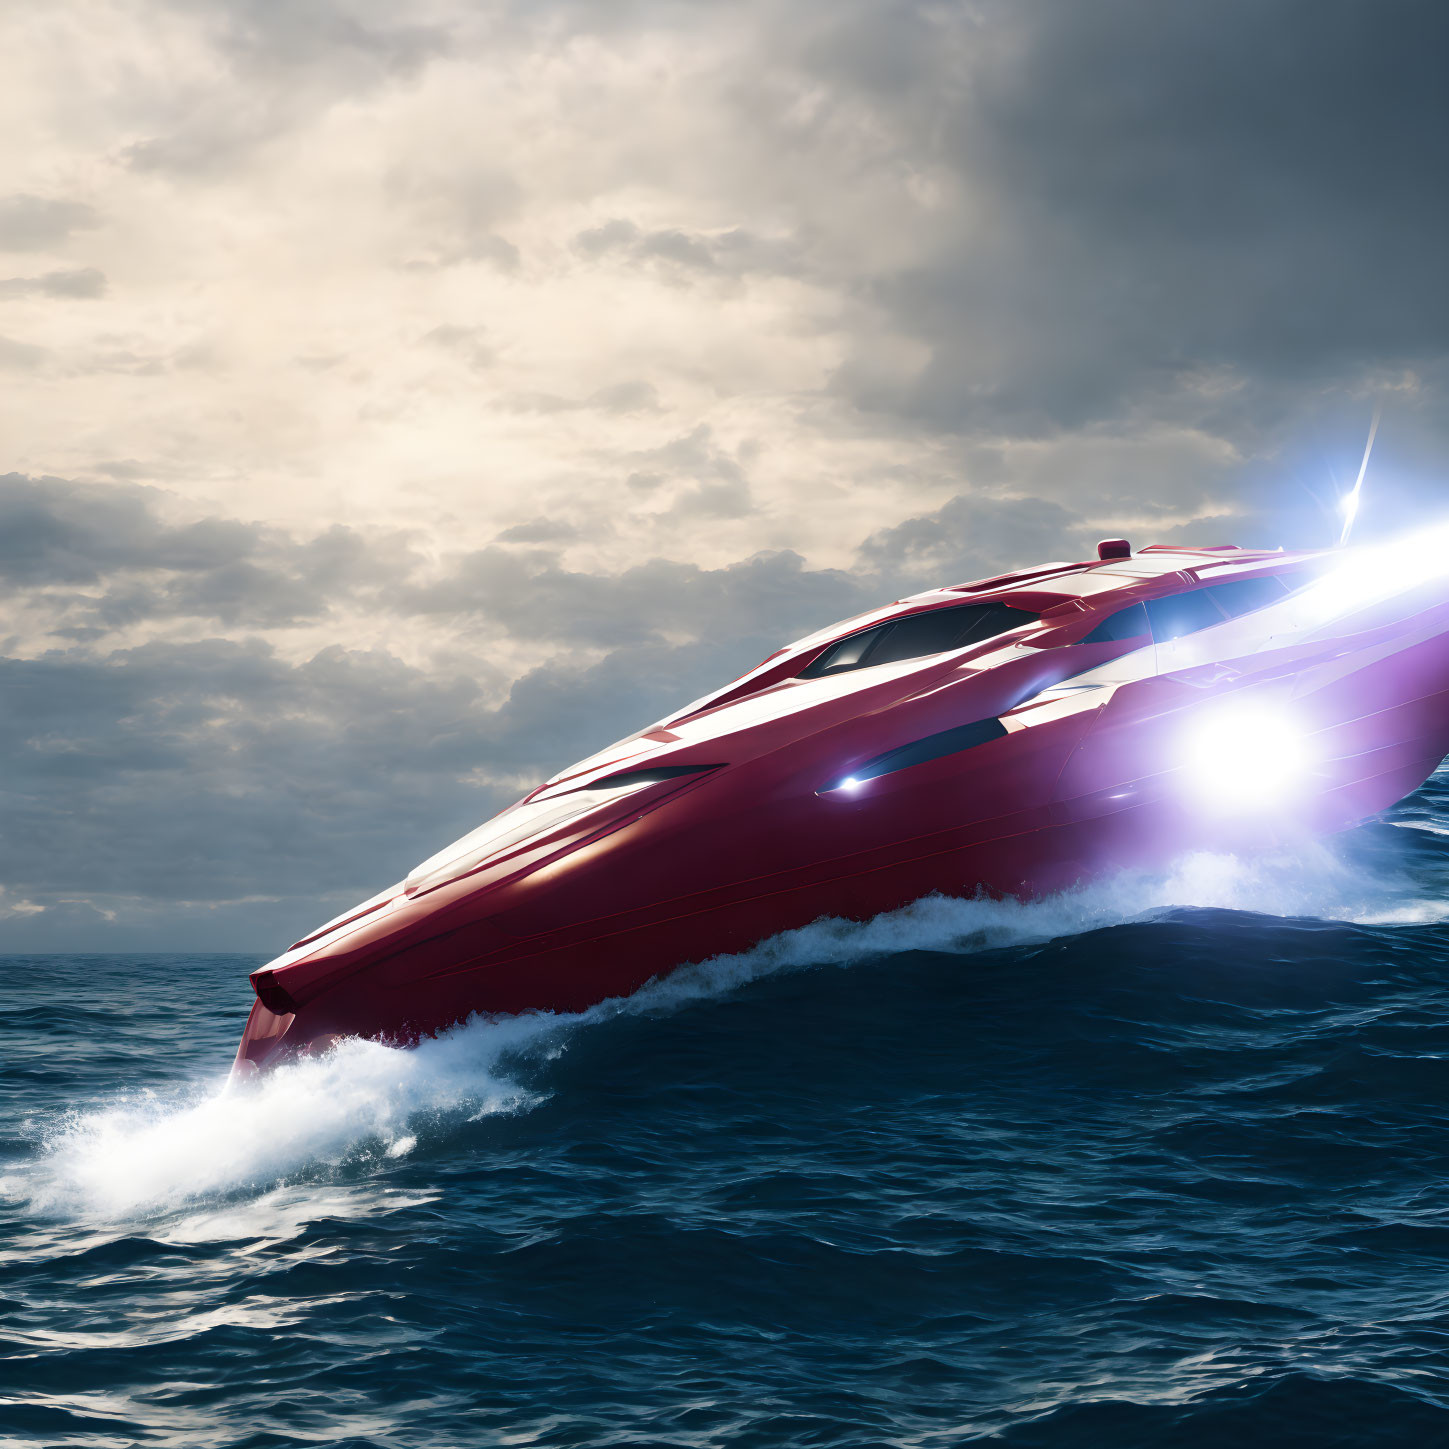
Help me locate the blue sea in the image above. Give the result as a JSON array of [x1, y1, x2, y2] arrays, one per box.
[[6, 777, 1449, 1447]]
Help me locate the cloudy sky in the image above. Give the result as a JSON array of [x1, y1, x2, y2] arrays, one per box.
[[3, 0, 1446, 950]]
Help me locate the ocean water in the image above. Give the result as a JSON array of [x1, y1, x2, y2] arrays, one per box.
[[5, 779, 1449, 1447]]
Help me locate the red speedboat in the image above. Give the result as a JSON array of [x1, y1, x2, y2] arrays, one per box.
[[234, 536, 1449, 1074]]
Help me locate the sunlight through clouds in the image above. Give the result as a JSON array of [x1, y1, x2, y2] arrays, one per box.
[[2, 0, 1447, 947]]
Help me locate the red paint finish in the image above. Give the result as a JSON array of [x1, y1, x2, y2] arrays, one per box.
[[234, 544, 1449, 1073]]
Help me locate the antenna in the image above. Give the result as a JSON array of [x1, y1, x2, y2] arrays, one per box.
[[1338, 406, 1381, 547]]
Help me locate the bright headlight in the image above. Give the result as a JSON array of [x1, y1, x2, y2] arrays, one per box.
[[1181, 700, 1313, 813]]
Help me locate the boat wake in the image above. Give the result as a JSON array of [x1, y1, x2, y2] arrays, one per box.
[[8, 836, 1447, 1223]]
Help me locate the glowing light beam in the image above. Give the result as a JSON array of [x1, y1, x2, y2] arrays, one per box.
[[1338, 406, 1382, 547]]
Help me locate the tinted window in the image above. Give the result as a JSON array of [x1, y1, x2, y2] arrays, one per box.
[[806, 626, 884, 675], [801, 604, 1035, 678], [1203, 575, 1289, 618], [1078, 601, 1150, 644], [1146, 589, 1226, 642], [820, 717, 1007, 792], [867, 608, 987, 665]]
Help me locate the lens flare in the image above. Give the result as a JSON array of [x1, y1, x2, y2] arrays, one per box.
[[1337, 406, 1381, 548], [1299, 517, 1449, 624]]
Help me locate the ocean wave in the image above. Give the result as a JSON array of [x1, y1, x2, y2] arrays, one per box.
[[7, 837, 1445, 1224]]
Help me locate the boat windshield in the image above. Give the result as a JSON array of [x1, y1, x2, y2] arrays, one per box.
[[801, 603, 1036, 678], [1080, 575, 1293, 647]]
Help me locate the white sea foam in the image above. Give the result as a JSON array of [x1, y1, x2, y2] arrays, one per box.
[[7, 839, 1444, 1222], [7, 1012, 556, 1220], [1391, 819, 1449, 838]]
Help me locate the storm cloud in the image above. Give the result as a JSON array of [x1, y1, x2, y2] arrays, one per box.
[[849, 0, 1449, 436], [0, 473, 419, 634], [1, 0, 1446, 947], [0, 519, 878, 949]]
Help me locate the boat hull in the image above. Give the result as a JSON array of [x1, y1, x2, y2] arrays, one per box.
[[233, 550, 1449, 1075]]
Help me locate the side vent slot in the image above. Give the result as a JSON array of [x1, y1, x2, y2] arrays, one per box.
[[819, 718, 1007, 794]]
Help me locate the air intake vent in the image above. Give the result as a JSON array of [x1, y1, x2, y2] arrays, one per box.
[[589, 764, 722, 791], [820, 718, 1007, 793]]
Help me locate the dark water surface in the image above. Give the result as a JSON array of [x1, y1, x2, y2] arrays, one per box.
[[6, 778, 1449, 1447]]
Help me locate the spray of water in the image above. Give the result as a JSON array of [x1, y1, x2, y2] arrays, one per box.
[[7, 839, 1445, 1223]]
